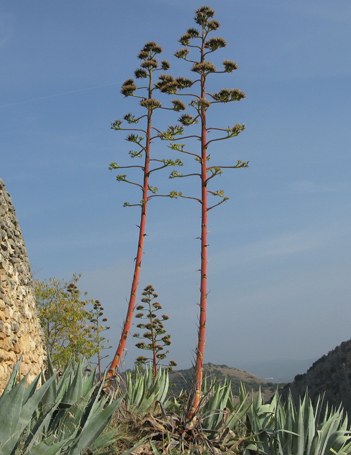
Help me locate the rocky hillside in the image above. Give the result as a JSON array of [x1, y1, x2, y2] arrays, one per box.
[[280, 339, 351, 417], [170, 363, 284, 403]]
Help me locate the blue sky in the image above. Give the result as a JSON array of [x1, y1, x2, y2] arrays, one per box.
[[1, 0, 351, 374]]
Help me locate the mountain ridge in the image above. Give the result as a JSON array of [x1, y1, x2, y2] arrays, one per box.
[[280, 339, 351, 417]]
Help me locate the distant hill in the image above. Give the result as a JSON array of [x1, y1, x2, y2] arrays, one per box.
[[170, 363, 285, 402], [280, 339, 351, 417]]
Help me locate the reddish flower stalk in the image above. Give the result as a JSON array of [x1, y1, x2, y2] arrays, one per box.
[[193, 67, 209, 417], [105, 42, 184, 381], [187, 21, 210, 425], [106, 122, 150, 379], [158, 6, 248, 424]]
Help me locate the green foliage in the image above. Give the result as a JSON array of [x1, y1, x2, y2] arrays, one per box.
[[34, 275, 110, 370], [158, 124, 184, 141], [133, 285, 177, 375], [34, 275, 100, 369], [0, 357, 123, 454]]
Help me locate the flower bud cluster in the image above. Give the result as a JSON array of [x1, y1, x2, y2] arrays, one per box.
[[212, 88, 246, 103], [88, 300, 111, 334]]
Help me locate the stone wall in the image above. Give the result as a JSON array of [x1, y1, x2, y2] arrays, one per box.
[[0, 179, 46, 392]]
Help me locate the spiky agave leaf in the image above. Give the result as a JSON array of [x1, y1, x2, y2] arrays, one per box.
[[0, 360, 123, 455], [0, 373, 57, 455], [248, 389, 351, 455], [125, 365, 169, 413]]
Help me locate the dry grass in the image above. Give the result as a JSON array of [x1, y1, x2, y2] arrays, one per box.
[[107, 398, 245, 455]]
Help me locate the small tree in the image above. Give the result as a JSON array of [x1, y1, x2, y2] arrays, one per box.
[[34, 275, 100, 369], [106, 41, 185, 379], [133, 284, 177, 379], [156, 5, 248, 423]]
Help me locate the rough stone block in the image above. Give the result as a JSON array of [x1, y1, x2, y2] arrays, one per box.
[[0, 338, 12, 351], [3, 322, 11, 336], [0, 348, 16, 362], [20, 362, 31, 376]]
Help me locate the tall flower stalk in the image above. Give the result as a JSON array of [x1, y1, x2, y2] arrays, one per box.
[[106, 42, 184, 380], [157, 6, 248, 423]]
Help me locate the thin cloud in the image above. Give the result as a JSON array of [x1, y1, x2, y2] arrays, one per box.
[[211, 221, 349, 272]]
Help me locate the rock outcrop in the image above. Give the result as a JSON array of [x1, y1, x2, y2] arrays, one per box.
[[0, 179, 45, 392], [280, 339, 351, 417]]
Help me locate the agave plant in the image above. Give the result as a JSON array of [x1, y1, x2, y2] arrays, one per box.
[[200, 380, 250, 438], [245, 389, 351, 455], [125, 364, 170, 413], [0, 357, 123, 455]]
